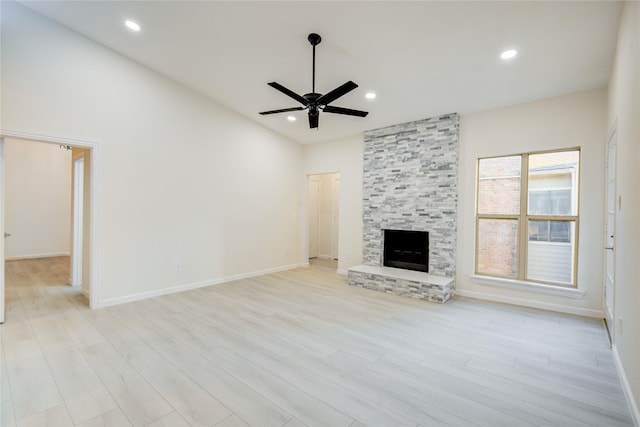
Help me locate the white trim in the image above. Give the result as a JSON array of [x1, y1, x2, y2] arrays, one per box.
[[99, 263, 308, 308], [0, 129, 96, 147], [5, 252, 70, 261], [317, 254, 333, 260], [456, 289, 603, 318], [471, 274, 586, 298], [337, 269, 348, 276], [0, 138, 5, 323], [613, 345, 640, 426], [0, 129, 100, 309]]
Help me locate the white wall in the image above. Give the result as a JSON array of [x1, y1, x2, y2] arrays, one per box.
[[302, 136, 363, 274], [4, 139, 71, 260], [607, 0, 640, 419], [457, 88, 607, 316], [1, 2, 304, 304]]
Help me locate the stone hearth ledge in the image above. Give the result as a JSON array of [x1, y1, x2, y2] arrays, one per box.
[[347, 264, 454, 303]]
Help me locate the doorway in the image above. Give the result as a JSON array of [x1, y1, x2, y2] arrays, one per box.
[[308, 173, 340, 261], [0, 131, 98, 323], [604, 124, 617, 341]]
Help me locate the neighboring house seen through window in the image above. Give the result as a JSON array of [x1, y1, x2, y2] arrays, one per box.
[[476, 149, 580, 286]]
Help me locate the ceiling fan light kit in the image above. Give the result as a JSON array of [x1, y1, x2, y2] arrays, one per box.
[[259, 33, 368, 129]]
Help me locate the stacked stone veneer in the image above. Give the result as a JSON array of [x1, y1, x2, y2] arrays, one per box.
[[348, 113, 459, 302], [348, 265, 454, 303]]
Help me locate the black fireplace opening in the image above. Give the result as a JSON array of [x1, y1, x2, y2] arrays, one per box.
[[383, 229, 429, 273]]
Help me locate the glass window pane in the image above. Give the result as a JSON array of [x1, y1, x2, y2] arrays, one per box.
[[477, 219, 518, 278], [527, 221, 576, 284], [528, 220, 549, 241], [528, 151, 579, 216], [528, 192, 549, 215], [528, 220, 571, 243], [478, 156, 521, 215], [550, 221, 571, 242]]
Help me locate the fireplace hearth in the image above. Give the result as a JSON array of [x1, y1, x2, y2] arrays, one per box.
[[383, 229, 429, 273]]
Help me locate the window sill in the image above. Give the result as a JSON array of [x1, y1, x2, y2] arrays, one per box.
[[470, 275, 586, 299]]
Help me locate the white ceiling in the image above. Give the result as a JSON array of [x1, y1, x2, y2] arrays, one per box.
[[19, 1, 622, 145]]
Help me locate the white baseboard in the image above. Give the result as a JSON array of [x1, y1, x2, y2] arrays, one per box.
[[455, 289, 604, 318], [98, 262, 308, 308], [613, 345, 640, 426], [337, 269, 348, 276], [5, 252, 70, 261]]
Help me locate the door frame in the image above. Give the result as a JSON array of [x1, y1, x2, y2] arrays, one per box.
[[604, 122, 617, 341], [306, 172, 341, 263], [0, 138, 5, 323], [0, 129, 100, 316], [72, 155, 85, 287], [308, 175, 320, 259]]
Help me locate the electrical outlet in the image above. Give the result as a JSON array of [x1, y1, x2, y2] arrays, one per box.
[[175, 263, 182, 273]]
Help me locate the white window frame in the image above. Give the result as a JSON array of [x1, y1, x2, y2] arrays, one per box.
[[475, 148, 580, 288]]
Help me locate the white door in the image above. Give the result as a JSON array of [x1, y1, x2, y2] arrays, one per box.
[[308, 177, 319, 259], [0, 138, 5, 323], [331, 175, 340, 260], [604, 127, 617, 339], [72, 157, 84, 287]]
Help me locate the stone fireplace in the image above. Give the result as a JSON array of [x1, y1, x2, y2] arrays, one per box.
[[348, 113, 459, 303]]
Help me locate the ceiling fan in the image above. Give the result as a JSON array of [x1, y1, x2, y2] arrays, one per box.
[[259, 33, 368, 129]]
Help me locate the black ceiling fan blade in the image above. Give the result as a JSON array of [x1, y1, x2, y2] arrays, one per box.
[[316, 81, 358, 106], [267, 82, 309, 106], [323, 105, 369, 117], [309, 112, 319, 129], [259, 107, 305, 115]]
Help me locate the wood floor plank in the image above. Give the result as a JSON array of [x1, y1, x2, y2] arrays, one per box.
[[205, 346, 354, 426], [1, 256, 634, 426], [247, 348, 418, 427], [158, 344, 294, 427], [467, 356, 633, 426], [116, 343, 232, 426], [288, 350, 479, 426]]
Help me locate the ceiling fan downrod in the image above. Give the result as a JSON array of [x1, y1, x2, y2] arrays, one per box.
[[308, 33, 321, 94]]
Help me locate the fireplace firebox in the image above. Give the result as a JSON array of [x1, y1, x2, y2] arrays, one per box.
[[383, 229, 429, 273]]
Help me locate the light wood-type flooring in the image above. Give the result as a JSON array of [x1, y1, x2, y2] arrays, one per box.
[[0, 256, 634, 426]]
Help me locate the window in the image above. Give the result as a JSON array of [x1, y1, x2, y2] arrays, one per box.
[[476, 149, 579, 286]]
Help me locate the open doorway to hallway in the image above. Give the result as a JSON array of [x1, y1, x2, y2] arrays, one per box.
[[308, 173, 340, 262], [2, 137, 91, 322]]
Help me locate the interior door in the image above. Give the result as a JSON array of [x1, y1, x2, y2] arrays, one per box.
[[308, 177, 319, 259], [331, 174, 340, 260], [0, 138, 5, 323], [604, 127, 617, 339]]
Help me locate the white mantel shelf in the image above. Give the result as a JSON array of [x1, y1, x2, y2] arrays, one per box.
[[347, 264, 454, 303]]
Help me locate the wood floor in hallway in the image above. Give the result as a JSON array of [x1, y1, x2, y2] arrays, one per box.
[[0, 256, 634, 426]]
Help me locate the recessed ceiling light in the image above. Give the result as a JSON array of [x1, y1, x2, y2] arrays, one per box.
[[125, 20, 141, 32], [287, 115, 296, 122], [365, 92, 377, 100], [500, 49, 517, 60]]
